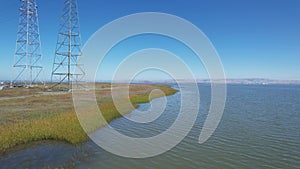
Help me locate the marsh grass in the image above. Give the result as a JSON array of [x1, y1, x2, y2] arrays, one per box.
[[0, 84, 178, 153]]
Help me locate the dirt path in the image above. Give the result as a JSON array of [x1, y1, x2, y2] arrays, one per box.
[[0, 86, 128, 101], [0, 92, 69, 101]]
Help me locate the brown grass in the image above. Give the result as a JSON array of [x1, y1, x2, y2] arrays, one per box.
[[0, 83, 178, 154]]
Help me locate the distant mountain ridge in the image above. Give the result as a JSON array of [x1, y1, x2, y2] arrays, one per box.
[[125, 78, 300, 84]]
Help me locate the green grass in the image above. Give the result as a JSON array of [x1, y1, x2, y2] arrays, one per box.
[[0, 84, 178, 154]]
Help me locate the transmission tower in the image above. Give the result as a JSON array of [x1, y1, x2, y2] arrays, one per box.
[[51, 0, 85, 91], [11, 0, 44, 87]]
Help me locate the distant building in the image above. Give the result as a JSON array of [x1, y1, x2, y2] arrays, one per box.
[[0, 82, 8, 90]]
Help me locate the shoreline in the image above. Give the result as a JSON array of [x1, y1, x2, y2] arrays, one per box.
[[0, 84, 178, 155]]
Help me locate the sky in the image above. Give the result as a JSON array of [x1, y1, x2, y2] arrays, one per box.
[[0, 0, 299, 81]]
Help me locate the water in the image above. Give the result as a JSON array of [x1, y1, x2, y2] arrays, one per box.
[[1, 84, 300, 169]]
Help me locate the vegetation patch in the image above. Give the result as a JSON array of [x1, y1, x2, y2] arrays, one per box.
[[0, 83, 178, 154]]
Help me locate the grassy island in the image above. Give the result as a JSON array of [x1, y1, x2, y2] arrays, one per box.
[[0, 83, 178, 154]]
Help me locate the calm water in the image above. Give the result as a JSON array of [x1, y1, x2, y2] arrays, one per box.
[[1, 84, 300, 169]]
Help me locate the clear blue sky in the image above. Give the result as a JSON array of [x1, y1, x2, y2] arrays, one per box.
[[0, 0, 299, 81]]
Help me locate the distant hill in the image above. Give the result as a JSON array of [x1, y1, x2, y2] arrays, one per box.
[[127, 78, 300, 85]]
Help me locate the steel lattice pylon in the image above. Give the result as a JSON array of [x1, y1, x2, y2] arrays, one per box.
[[11, 0, 44, 87], [51, 0, 85, 91]]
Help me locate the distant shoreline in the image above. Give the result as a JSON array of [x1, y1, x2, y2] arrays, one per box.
[[1, 78, 300, 86]]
